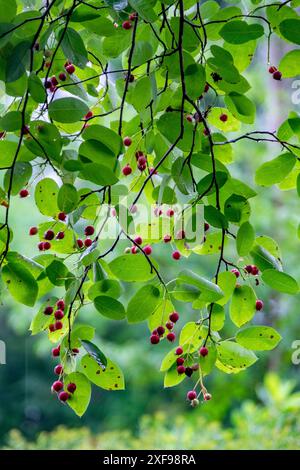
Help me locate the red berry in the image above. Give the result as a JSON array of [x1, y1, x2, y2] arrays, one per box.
[[52, 346, 60, 357], [220, 113, 228, 122], [52, 380, 63, 392], [58, 212, 66, 221], [44, 306, 53, 315], [157, 326, 165, 336], [165, 321, 173, 331], [150, 334, 160, 345], [123, 136, 132, 146], [176, 357, 185, 366], [245, 265, 253, 274], [169, 312, 179, 323], [200, 346, 208, 357], [164, 234, 172, 243], [251, 265, 259, 275], [54, 364, 63, 375], [29, 226, 38, 236], [72, 348, 80, 354], [57, 300, 65, 310], [58, 391, 70, 402], [122, 20, 132, 30], [143, 245, 152, 255], [59, 72, 66, 81], [138, 155, 147, 166], [84, 238, 93, 247], [204, 222, 210, 231], [231, 269, 240, 278], [134, 236, 143, 245], [187, 390, 197, 401], [38, 242, 45, 251], [84, 225, 95, 236], [167, 209, 174, 217], [65, 64, 75, 74], [176, 346, 183, 355], [43, 241, 51, 250], [185, 367, 193, 377], [49, 324, 55, 332], [269, 66, 277, 74], [56, 231, 65, 240], [19, 189, 29, 198], [172, 251, 181, 260], [77, 239, 83, 248], [273, 70, 282, 81], [177, 365, 186, 374], [55, 320, 63, 330], [85, 111, 93, 119], [204, 83, 210, 93], [44, 229, 54, 240], [129, 12, 137, 21], [45, 80, 52, 89], [51, 76, 58, 86], [167, 332, 176, 342], [122, 165, 132, 176], [54, 310, 64, 320], [131, 246, 138, 254], [203, 128, 210, 136], [67, 382, 77, 394], [256, 299, 264, 311], [186, 114, 193, 122]]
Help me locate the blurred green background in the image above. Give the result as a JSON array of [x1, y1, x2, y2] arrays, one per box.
[[1, 46, 300, 450]]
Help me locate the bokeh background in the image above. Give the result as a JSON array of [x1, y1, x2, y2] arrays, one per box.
[[0, 40, 300, 450]]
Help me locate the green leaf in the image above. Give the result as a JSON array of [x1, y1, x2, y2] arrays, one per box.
[[216, 341, 258, 374], [210, 304, 225, 331], [30, 297, 58, 335], [279, 19, 300, 45], [230, 285, 256, 327], [109, 255, 158, 282], [81, 355, 125, 390], [81, 340, 107, 369], [46, 260, 68, 286], [157, 112, 200, 152], [220, 21, 264, 44], [225, 92, 256, 124], [250, 243, 282, 272], [28, 73, 46, 103], [88, 280, 122, 300], [59, 27, 88, 68], [185, 63, 206, 100], [128, 0, 157, 22], [2, 262, 38, 306], [261, 269, 299, 294], [204, 205, 228, 229], [4, 162, 32, 195], [164, 363, 186, 388], [48, 97, 89, 123], [199, 342, 217, 376], [177, 270, 224, 302], [279, 50, 300, 78], [215, 271, 237, 306], [0, 111, 22, 131], [255, 153, 296, 186], [148, 299, 174, 333], [57, 183, 79, 214], [82, 125, 122, 157], [127, 285, 161, 323], [65, 372, 91, 417], [35, 178, 59, 217], [236, 326, 282, 351], [179, 322, 207, 351], [94, 296, 126, 320], [236, 221, 255, 256]]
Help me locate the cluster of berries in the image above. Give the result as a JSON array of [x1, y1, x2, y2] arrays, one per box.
[[44, 299, 66, 332], [269, 65, 282, 81], [150, 311, 180, 345], [121, 12, 137, 30], [51, 348, 77, 402], [231, 265, 264, 311], [77, 225, 95, 249]]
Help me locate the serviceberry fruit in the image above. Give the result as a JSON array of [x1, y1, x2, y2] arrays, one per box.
[[167, 332, 176, 342], [256, 299, 264, 311], [143, 245, 152, 255], [177, 365, 186, 374], [84, 225, 95, 236], [58, 212, 67, 221], [52, 380, 63, 392], [58, 391, 70, 402], [123, 136, 132, 146], [200, 346, 209, 357], [54, 364, 63, 375], [67, 383, 77, 394], [157, 326, 165, 336], [187, 390, 197, 401], [150, 334, 160, 345], [176, 346, 183, 355], [176, 357, 185, 366], [84, 238, 93, 247], [19, 189, 29, 198], [172, 251, 181, 260], [169, 312, 179, 323], [44, 306, 53, 315], [54, 310, 64, 320]]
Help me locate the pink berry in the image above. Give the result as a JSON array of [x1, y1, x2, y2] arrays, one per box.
[[134, 236, 142, 245], [143, 245, 152, 255], [256, 300, 264, 311], [123, 136, 132, 146], [44, 306, 53, 315], [187, 390, 197, 401], [58, 212, 66, 221], [58, 391, 70, 402], [131, 246, 138, 254], [176, 346, 183, 355], [231, 269, 240, 278], [167, 332, 176, 342], [177, 365, 186, 374], [200, 346, 208, 357], [167, 209, 174, 217], [150, 334, 160, 345], [84, 238, 93, 247], [52, 380, 63, 392], [122, 165, 132, 176], [54, 309, 64, 320], [169, 312, 179, 323], [54, 364, 63, 375], [29, 227, 38, 236], [67, 383, 77, 394], [19, 189, 29, 198], [172, 251, 181, 260]]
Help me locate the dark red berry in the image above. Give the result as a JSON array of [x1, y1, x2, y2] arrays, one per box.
[[143, 245, 152, 255], [177, 365, 186, 374], [123, 136, 132, 146], [85, 111, 93, 119], [19, 189, 29, 198], [67, 383, 77, 394], [172, 251, 181, 260], [56, 231, 65, 240], [269, 66, 277, 74], [167, 332, 176, 342], [43, 241, 51, 250], [58, 212, 66, 221], [256, 299, 264, 311], [38, 242, 45, 251], [59, 72, 66, 81], [45, 80, 52, 89], [54, 310, 64, 320], [129, 12, 137, 21], [65, 64, 75, 74], [157, 326, 165, 336], [72, 348, 80, 354], [54, 364, 63, 375], [175, 346, 183, 355], [29, 226, 38, 236], [52, 346, 60, 357], [150, 334, 160, 345], [176, 357, 185, 366], [185, 367, 193, 377], [57, 300, 65, 310], [203, 128, 210, 136], [204, 222, 210, 231], [122, 165, 132, 176], [166, 209, 174, 217], [245, 265, 253, 274], [273, 70, 282, 81], [44, 306, 53, 315], [220, 114, 228, 122], [204, 83, 210, 93], [52, 380, 63, 392], [200, 346, 208, 357], [49, 324, 55, 332], [84, 225, 95, 236], [51, 76, 58, 86], [251, 265, 259, 275], [122, 20, 132, 30], [84, 238, 93, 247], [58, 391, 70, 402], [169, 312, 179, 323], [166, 321, 174, 331], [187, 390, 197, 401], [44, 229, 54, 240], [77, 239, 83, 248], [55, 320, 63, 330]]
